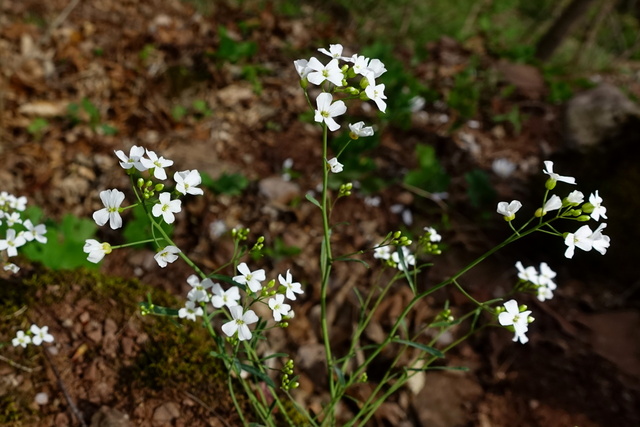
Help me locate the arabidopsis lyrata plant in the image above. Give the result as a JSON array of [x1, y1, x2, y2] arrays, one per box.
[[11, 324, 55, 349], [83, 43, 612, 426]]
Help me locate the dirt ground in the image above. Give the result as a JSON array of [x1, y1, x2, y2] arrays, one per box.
[[1, 0, 640, 426]]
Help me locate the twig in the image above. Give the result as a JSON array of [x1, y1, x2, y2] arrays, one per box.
[[0, 354, 34, 373], [42, 0, 81, 45], [181, 388, 233, 427], [41, 347, 88, 427]]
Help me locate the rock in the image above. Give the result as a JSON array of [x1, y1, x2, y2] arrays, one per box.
[[564, 83, 640, 149], [495, 59, 545, 100], [91, 406, 132, 427], [152, 401, 180, 425]]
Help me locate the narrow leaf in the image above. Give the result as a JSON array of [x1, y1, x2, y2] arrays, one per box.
[[305, 193, 322, 209], [393, 338, 444, 358]]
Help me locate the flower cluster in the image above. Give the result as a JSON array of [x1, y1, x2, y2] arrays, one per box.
[[496, 160, 610, 259], [178, 263, 304, 342], [0, 192, 47, 266], [294, 44, 382, 173], [515, 261, 557, 302], [12, 324, 54, 348], [84, 146, 204, 266]]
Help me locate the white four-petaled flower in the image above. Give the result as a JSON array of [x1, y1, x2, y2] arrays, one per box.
[[174, 170, 204, 196], [114, 145, 147, 171], [588, 191, 607, 221], [348, 122, 374, 139], [278, 269, 303, 300], [140, 149, 173, 180], [268, 294, 291, 322], [0, 228, 26, 257], [12, 330, 31, 348], [541, 194, 562, 215], [314, 93, 347, 131], [496, 200, 522, 221], [186, 274, 213, 302], [543, 161, 576, 185], [327, 157, 343, 173], [498, 299, 533, 344], [30, 324, 54, 346], [232, 262, 266, 293], [364, 83, 387, 112], [152, 192, 182, 224], [306, 57, 344, 87], [221, 306, 259, 341], [210, 283, 241, 309], [154, 245, 181, 268], [93, 189, 126, 229], [22, 219, 47, 243], [178, 300, 203, 322], [83, 239, 112, 263]]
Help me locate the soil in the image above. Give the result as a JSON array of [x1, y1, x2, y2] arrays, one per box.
[[1, 0, 639, 426]]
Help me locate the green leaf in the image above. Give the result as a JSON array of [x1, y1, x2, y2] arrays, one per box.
[[138, 302, 180, 317], [333, 365, 346, 386], [260, 352, 289, 361], [332, 256, 370, 269], [201, 172, 249, 196], [305, 193, 321, 209], [239, 363, 276, 388], [392, 338, 444, 358], [123, 204, 173, 247]]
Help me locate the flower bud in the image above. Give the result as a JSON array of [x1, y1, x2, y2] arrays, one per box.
[[155, 183, 164, 192], [545, 178, 556, 190], [581, 202, 594, 214], [137, 178, 145, 188], [299, 78, 308, 90], [577, 215, 591, 222], [534, 207, 543, 217], [393, 231, 402, 239]]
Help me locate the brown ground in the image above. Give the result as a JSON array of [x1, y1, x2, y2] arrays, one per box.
[[1, 0, 640, 426]]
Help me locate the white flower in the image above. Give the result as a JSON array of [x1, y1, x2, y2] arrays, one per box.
[[30, 324, 54, 346], [9, 195, 27, 211], [140, 150, 173, 180], [364, 83, 387, 113], [152, 192, 182, 224], [350, 54, 370, 77], [327, 157, 343, 173], [543, 161, 576, 185], [269, 294, 291, 322], [348, 121, 374, 139], [588, 191, 607, 221], [0, 229, 27, 257], [497, 200, 522, 221], [293, 59, 310, 79], [178, 300, 203, 322], [564, 225, 594, 259], [567, 190, 584, 205], [154, 245, 181, 268], [221, 306, 259, 341], [498, 299, 533, 344], [278, 269, 303, 300], [22, 220, 47, 243], [366, 58, 387, 81], [424, 227, 442, 242], [373, 245, 391, 260], [590, 223, 610, 255], [314, 93, 347, 131], [492, 158, 517, 178], [210, 283, 240, 309], [174, 170, 204, 196], [317, 44, 346, 60], [537, 262, 557, 288], [115, 145, 146, 171], [391, 247, 415, 271], [232, 262, 266, 293], [5, 212, 22, 226], [515, 261, 539, 283], [12, 330, 31, 348], [542, 195, 562, 214], [4, 263, 20, 273], [186, 274, 213, 302], [306, 57, 344, 87], [83, 239, 112, 263], [93, 189, 125, 229]]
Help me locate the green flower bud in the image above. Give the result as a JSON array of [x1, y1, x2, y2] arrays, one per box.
[[545, 178, 557, 190], [534, 207, 544, 217], [581, 202, 594, 214], [577, 215, 591, 222], [155, 183, 164, 192], [300, 78, 308, 90], [137, 178, 145, 188]]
